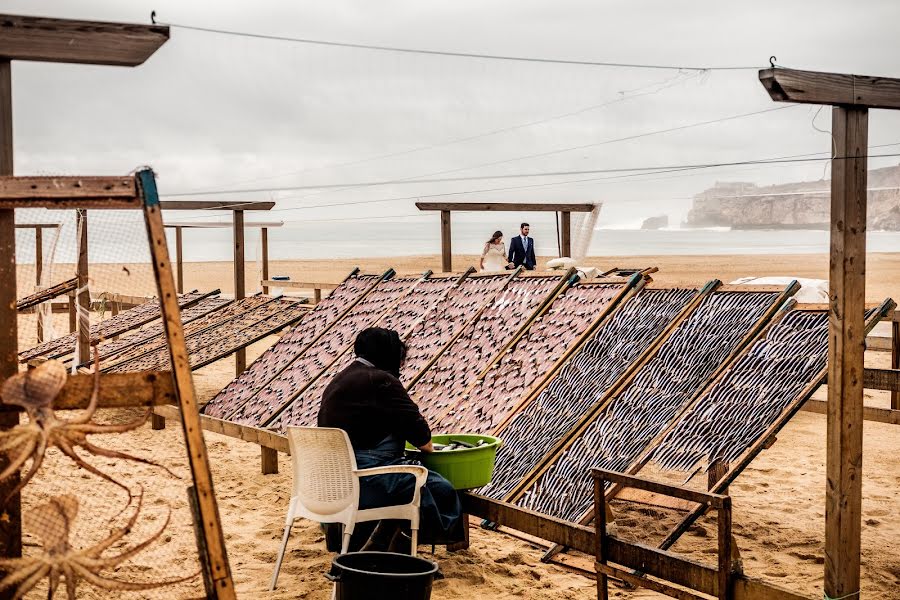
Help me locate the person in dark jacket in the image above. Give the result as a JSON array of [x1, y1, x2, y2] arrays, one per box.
[[318, 327, 462, 551], [507, 222, 537, 270]]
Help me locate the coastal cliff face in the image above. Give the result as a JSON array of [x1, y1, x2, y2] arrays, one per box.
[[686, 164, 900, 230]]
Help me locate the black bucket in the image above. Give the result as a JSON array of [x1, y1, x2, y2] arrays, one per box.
[[327, 551, 439, 600]]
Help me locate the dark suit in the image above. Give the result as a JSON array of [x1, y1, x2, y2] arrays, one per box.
[[508, 235, 536, 270]]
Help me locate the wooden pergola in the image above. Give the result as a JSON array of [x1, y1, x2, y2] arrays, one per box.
[[163, 220, 283, 294], [416, 202, 598, 272], [0, 14, 236, 599], [759, 67, 900, 600]]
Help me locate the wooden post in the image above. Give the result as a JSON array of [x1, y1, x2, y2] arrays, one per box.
[[0, 57, 22, 587], [151, 412, 166, 430], [824, 105, 867, 600], [594, 472, 608, 600], [708, 459, 729, 495], [35, 226, 42, 342], [137, 170, 236, 599], [261, 227, 269, 295], [233, 210, 246, 375], [260, 446, 278, 475], [892, 320, 899, 410], [718, 497, 733, 600], [67, 292, 76, 333], [560, 210, 571, 258], [175, 225, 183, 294], [440, 209, 452, 272], [75, 209, 90, 365], [314, 287, 322, 304]]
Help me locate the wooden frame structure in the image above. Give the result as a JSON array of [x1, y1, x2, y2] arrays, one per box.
[[0, 13, 236, 599], [260, 279, 340, 303], [759, 66, 900, 599], [415, 201, 597, 272], [14, 223, 61, 341]]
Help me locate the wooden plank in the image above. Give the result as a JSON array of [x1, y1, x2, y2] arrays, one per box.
[[154, 405, 291, 453], [861, 368, 900, 392], [592, 468, 725, 508], [260, 447, 278, 475], [75, 209, 90, 365], [802, 398, 900, 425], [416, 202, 595, 212], [560, 211, 571, 257], [441, 209, 452, 272], [824, 105, 867, 600], [164, 220, 283, 229], [260, 280, 339, 290], [0, 57, 21, 588], [261, 227, 269, 295], [0, 14, 168, 67], [0, 175, 135, 199], [759, 67, 900, 110], [233, 210, 246, 376], [594, 563, 706, 600], [717, 498, 732, 600], [160, 200, 275, 211], [461, 493, 719, 595], [35, 225, 42, 341], [0, 371, 176, 411], [892, 322, 899, 409], [137, 170, 236, 599], [15, 276, 77, 311], [175, 225, 183, 294]]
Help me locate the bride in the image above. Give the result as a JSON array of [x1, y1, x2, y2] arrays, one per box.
[[480, 230, 513, 272]]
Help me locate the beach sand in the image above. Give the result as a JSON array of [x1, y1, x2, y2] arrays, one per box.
[[12, 253, 900, 599]]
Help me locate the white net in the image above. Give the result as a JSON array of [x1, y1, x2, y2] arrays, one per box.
[[569, 203, 602, 262]]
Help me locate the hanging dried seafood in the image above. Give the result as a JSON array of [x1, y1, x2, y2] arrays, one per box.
[[0, 491, 196, 599], [480, 287, 696, 502], [0, 356, 177, 498]]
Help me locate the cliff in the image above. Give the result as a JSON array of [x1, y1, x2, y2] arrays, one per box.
[[685, 164, 900, 230]]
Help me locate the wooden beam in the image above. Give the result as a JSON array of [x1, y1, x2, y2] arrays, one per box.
[[34, 225, 42, 341], [0, 56, 21, 585], [75, 209, 89, 365], [760, 68, 900, 111], [416, 202, 595, 212], [153, 404, 291, 453], [261, 227, 269, 295], [824, 105, 867, 600], [802, 399, 900, 425], [159, 200, 275, 211], [441, 209, 452, 272], [892, 322, 899, 409], [861, 367, 900, 392], [233, 210, 246, 375], [559, 211, 571, 257], [164, 220, 283, 228], [175, 225, 183, 294], [15, 276, 77, 311], [260, 280, 339, 290], [137, 170, 237, 598], [0, 175, 139, 209], [261, 447, 278, 475], [0, 371, 176, 411], [0, 14, 168, 67]]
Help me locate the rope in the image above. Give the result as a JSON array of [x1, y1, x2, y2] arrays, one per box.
[[824, 591, 860, 600]]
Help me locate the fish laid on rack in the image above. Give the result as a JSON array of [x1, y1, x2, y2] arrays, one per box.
[[434, 283, 624, 435], [480, 287, 697, 502], [228, 276, 420, 427], [516, 289, 781, 522], [202, 274, 379, 419], [269, 277, 460, 432], [410, 277, 561, 423]]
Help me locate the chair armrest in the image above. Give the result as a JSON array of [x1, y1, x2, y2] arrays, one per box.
[[354, 465, 428, 489]]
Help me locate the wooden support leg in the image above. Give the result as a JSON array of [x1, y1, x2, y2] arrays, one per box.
[[447, 514, 470, 551], [314, 287, 322, 304], [68, 292, 76, 333], [824, 105, 867, 600], [261, 447, 278, 475], [708, 459, 729, 496], [151, 412, 166, 430], [892, 321, 899, 410], [594, 474, 609, 600], [440, 210, 452, 273]]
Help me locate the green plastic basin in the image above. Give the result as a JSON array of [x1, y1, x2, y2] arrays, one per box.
[[407, 434, 502, 490]]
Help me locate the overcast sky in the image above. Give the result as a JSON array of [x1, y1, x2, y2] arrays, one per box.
[[5, 0, 900, 231]]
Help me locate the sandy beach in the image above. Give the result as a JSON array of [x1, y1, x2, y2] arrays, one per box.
[[13, 253, 900, 599]]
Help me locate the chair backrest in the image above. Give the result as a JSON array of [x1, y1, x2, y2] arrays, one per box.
[[286, 427, 359, 518]]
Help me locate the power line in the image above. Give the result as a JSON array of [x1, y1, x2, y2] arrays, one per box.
[[164, 21, 764, 72], [172, 70, 702, 194], [163, 105, 798, 198]]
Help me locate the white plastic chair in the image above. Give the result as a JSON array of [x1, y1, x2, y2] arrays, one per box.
[[270, 426, 429, 590]]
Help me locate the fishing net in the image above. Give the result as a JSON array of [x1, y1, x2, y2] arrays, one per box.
[[2, 190, 215, 599], [568, 204, 602, 262]]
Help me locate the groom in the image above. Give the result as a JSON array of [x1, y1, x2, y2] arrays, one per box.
[[508, 222, 536, 270]]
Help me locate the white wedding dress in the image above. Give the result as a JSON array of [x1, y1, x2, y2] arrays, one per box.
[[482, 242, 507, 272]]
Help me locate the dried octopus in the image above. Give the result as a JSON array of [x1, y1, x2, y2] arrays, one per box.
[[0, 354, 177, 499], [0, 490, 196, 599]]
